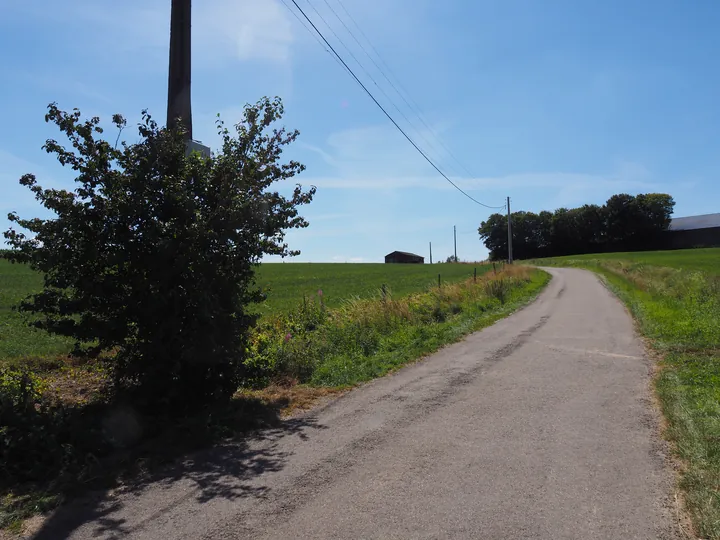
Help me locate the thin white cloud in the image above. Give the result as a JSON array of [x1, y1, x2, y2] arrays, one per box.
[[297, 142, 336, 164], [198, 0, 294, 64], [292, 215, 455, 240], [307, 213, 351, 221], [321, 124, 448, 178], [10, 72, 112, 104], [301, 170, 658, 192], [31, 0, 295, 67], [299, 123, 662, 212]]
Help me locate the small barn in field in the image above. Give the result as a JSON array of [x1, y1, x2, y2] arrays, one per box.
[[385, 251, 424, 264]]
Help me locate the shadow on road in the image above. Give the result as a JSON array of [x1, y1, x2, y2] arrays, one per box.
[[29, 403, 325, 540]]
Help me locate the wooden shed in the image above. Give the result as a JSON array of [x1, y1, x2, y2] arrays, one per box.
[[385, 251, 424, 264]]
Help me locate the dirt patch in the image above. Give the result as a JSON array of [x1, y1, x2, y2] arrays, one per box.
[[40, 367, 108, 405], [240, 382, 347, 419]]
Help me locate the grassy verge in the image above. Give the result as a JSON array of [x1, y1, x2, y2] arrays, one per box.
[[1, 265, 548, 533], [308, 267, 548, 386], [531, 255, 720, 538], [245, 265, 547, 388]]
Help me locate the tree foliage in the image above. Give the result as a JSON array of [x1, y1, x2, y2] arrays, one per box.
[[478, 193, 675, 260], [3, 98, 315, 413]]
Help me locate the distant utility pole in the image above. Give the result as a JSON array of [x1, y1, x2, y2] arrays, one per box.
[[167, 0, 192, 140], [429, 242, 433, 264], [507, 196, 513, 264], [453, 225, 457, 262]]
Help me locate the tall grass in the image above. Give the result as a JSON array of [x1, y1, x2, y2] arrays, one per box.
[[534, 256, 720, 538], [245, 265, 548, 388]]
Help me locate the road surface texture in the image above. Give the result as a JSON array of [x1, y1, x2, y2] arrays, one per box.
[[31, 268, 678, 539]]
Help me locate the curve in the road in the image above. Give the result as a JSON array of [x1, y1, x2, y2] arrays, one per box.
[[34, 268, 679, 540]]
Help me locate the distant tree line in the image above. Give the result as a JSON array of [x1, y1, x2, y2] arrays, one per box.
[[478, 193, 675, 260]]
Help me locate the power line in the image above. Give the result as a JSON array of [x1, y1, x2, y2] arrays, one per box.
[[279, 0, 346, 71], [333, 0, 479, 180], [286, 0, 505, 210], [301, 0, 451, 170], [317, 0, 461, 177]]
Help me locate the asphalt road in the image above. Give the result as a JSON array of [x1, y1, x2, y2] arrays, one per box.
[[33, 268, 678, 539]]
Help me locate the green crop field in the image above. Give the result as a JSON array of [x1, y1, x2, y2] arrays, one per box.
[[0, 260, 491, 362], [0, 260, 74, 363], [531, 246, 720, 274], [254, 262, 491, 316]]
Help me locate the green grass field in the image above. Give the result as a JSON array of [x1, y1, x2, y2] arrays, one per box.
[[254, 262, 490, 315], [532, 247, 720, 538], [0, 261, 74, 363], [0, 260, 491, 362], [534, 247, 720, 274]]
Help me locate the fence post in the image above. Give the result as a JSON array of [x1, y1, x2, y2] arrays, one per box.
[[493, 262, 496, 274], [474, 267, 477, 283], [381, 283, 387, 301], [438, 273, 441, 288]]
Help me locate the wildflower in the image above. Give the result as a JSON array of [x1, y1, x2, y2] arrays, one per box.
[[317, 289, 323, 297], [284, 333, 292, 342]]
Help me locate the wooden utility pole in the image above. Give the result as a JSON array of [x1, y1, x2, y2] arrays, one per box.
[[507, 196, 513, 264], [429, 242, 433, 264], [167, 0, 192, 140], [453, 225, 457, 262]]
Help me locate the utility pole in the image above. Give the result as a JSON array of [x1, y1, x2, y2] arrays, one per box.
[[167, 0, 192, 140], [429, 242, 433, 264], [507, 196, 513, 264], [453, 225, 457, 262]]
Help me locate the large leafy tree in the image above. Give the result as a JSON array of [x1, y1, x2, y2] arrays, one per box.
[[605, 193, 675, 247], [634, 193, 675, 239], [478, 213, 508, 260], [3, 98, 315, 413], [479, 211, 553, 260], [512, 211, 552, 259], [604, 193, 640, 245], [576, 204, 606, 248]]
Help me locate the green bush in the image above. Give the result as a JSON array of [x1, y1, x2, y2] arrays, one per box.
[[3, 98, 314, 415], [1, 369, 52, 483], [0, 368, 109, 487]]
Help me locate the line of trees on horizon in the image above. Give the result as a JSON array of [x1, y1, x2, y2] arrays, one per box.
[[478, 193, 675, 261]]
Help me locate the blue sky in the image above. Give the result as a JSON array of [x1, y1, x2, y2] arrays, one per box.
[[2, 0, 719, 262]]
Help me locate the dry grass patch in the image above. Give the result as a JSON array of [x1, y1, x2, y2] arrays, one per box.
[[239, 382, 346, 418]]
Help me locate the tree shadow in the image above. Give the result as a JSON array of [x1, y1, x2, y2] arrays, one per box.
[[25, 397, 326, 539]]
